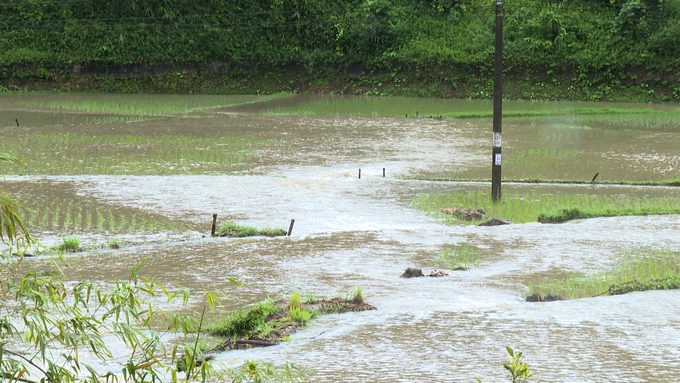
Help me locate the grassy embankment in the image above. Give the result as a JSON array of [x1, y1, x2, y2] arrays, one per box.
[[527, 248, 680, 299], [415, 191, 680, 224]]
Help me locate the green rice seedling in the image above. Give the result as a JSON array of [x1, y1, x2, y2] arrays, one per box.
[[85, 210, 92, 230], [352, 286, 364, 305], [108, 238, 120, 249], [96, 210, 104, 231], [54, 236, 81, 252], [435, 245, 481, 269], [204, 299, 280, 338], [108, 213, 116, 233], [304, 293, 318, 304], [51, 206, 60, 230], [129, 215, 137, 231], [118, 215, 127, 232], [289, 306, 312, 324], [289, 292, 302, 311]]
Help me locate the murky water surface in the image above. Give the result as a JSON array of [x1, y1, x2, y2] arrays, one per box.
[[2, 94, 680, 381]]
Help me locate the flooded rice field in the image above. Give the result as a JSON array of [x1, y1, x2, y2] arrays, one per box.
[[2, 93, 680, 381]]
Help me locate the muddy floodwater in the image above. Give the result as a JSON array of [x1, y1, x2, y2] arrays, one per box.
[[2, 94, 680, 381]]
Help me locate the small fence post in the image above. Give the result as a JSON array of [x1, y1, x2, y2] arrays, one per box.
[[287, 219, 295, 236], [211, 213, 217, 237]]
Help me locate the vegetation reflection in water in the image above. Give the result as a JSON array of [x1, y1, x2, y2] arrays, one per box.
[[527, 248, 680, 300], [415, 191, 680, 224], [0, 133, 271, 175]]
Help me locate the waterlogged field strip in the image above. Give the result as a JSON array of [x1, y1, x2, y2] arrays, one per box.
[[582, 109, 680, 132], [15, 198, 197, 234], [415, 191, 680, 224], [11, 94, 275, 116], [258, 96, 672, 119], [527, 249, 680, 300], [0, 133, 270, 175], [453, 148, 607, 182]]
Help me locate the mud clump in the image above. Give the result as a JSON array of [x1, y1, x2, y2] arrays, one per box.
[[401, 268, 425, 278], [479, 218, 513, 226], [440, 208, 488, 220], [429, 269, 452, 277], [525, 293, 565, 302]]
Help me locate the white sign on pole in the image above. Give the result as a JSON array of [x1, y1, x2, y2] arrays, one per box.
[[495, 153, 501, 166], [493, 132, 502, 148]]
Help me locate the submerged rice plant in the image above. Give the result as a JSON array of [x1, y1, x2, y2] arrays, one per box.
[[435, 245, 481, 269], [15, 199, 197, 234], [16, 94, 275, 116], [0, 133, 272, 175], [528, 248, 680, 299]]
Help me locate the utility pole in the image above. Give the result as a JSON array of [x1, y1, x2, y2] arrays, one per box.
[[492, 0, 504, 201]]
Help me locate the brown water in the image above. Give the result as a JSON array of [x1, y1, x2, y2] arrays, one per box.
[[2, 94, 680, 381]]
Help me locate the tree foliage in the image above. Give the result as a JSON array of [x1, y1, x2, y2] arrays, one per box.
[[0, 0, 678, 75]]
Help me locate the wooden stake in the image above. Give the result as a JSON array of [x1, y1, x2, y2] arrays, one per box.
[[211, 213, 217, 237], [287, 219, 295, 236], [359, 169, 361, 179], [15, 119, 19, 127], [383, 168, 385, 177]]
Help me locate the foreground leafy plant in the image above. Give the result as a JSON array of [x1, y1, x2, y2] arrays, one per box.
[[503, 347, 536, 383]]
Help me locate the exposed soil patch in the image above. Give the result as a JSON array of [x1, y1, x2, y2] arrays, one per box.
[[440, 208, 487, 220], [479, 218, 513, 226], [525, 293, 565, 302]]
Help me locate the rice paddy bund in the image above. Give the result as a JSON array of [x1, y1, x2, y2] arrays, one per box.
[[415, 191, 680, 224]]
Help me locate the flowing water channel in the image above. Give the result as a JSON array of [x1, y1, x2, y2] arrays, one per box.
[[1, 94, 680, 381]]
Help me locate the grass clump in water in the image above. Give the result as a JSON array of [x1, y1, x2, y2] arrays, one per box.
[[205, 299, 281, 339], [527, 248, 680, 300], [435, 245, 481, 270], [54, 236, 81, 252], [204, 291, 375, 346], [217, 221, 286, 238], [415, 191, 680, 224]]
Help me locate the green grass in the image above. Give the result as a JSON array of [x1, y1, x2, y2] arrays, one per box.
[[217, 221, 286, 238], [0, 133, 270, 175], [205, 292, 316, 340], [54, 236, 81, 252], [527, 248, 680, 300], [205, 299, 281, 339], [415, 191, 680, 224], [435, 245, 481, 269]]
